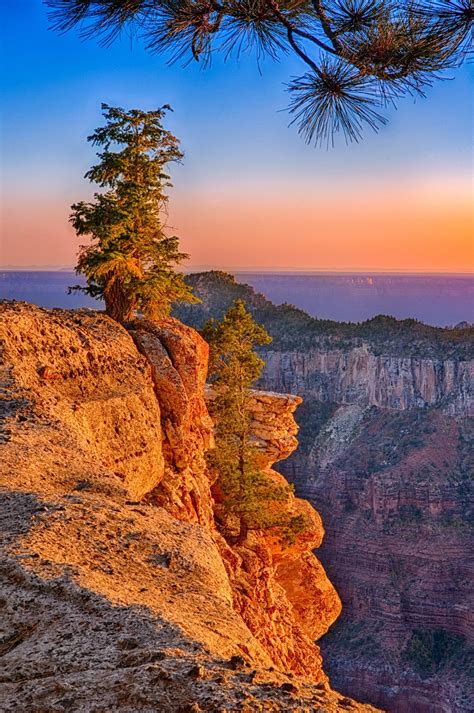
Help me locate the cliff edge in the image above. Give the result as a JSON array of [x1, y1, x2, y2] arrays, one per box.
[[0, 302, 378, 712]]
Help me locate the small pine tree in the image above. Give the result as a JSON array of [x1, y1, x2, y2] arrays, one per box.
[[70, 103, 198, 323], [203, 300, 299, 543]]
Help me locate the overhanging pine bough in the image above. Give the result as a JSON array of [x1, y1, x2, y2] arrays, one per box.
[[46, 1, 472, 146]]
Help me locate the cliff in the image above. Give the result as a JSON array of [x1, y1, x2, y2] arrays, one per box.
[[260, 357, 474, 712], [172, 271, 474, 711], [262, 346, 473, 416], [0, 301, 375, 712], [257, 342, 473, 712], [175, 271, 474, 416], [277, 403, 474, 711]]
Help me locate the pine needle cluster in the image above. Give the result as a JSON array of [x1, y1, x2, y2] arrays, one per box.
[[46, 0, 472, 145]]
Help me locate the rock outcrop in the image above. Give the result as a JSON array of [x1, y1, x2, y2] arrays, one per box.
[[0, 302, 374, 712], [263, 398, 474, 711], [255, 340, 474, 712], [130, 318, 216, 527], [0, 304, 165, 500], [173, 269, 474, 711], [262, 346, 473, 416], [205, 387, 342, 679]]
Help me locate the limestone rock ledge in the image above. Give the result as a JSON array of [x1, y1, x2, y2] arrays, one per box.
[[206, 385, 342, 671], [0, 302, 378, 712]]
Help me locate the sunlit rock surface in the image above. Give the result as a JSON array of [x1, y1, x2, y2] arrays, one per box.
[[0, 302, 378, 712]]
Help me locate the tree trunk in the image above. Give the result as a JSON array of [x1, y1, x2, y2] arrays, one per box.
[[105, 282, 134, 323]]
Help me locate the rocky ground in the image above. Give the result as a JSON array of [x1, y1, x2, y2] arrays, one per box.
[[0, 301, 379, 712], [1, 485, 374, 712]]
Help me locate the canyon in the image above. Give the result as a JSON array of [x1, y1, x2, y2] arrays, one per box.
[[175, 271, 474, 712], [262, 346, 473, 416], [0, 301, 377, 712]]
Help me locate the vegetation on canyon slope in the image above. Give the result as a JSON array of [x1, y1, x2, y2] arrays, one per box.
[[70, 104, 197, 323], [403, 628, 468, 679], [204, 299, 307, 543], [174, 270, 474, 359]]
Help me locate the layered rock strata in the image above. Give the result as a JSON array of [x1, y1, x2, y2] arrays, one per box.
[[174, 270, 474, 710], [269, 400, 474, 712], [262, 346, 473, 416], [257, 339, 474, 712]]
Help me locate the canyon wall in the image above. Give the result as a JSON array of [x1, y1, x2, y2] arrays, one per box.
[[259, 347, 474, 713], [174, 270, 474, 711], [0, 302, 374, 712], [262, 346, 473, 416]]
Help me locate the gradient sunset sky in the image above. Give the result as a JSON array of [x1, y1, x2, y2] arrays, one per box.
[[1, 2, 473, 272]]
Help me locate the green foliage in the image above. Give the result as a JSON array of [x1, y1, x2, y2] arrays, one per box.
[[281, 513, 309, 546], [203, 298, 272, 388], [399, 504, 423, 524], [403, 628, 466, 679], [322, 619, 383, 661], [174, 271, 474, 360], [292, 398, 338, 459], [204, 300, 303, 543], [70, 103, 198, 323], [47, 1, 472, 145]]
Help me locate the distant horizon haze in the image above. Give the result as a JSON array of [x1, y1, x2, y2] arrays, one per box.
[[2, 270, 472, 328], [1, 265, 473, 277]]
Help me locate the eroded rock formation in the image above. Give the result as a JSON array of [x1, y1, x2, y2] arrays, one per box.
[[260, 361, 474, 712], [173, 269, 474, 711], [262, 346, 473, 416], [0, 302, 375, 712], [205, 386, 342, 678]]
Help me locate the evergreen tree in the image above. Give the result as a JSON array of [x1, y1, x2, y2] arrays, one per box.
[[48, 1, 472, 145], [203, 300, 302, 543], [70, 103, 197, 322]]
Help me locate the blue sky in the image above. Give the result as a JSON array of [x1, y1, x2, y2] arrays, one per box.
[[1, 1, 472, 271]]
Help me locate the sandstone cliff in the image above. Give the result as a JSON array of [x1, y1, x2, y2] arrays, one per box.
[[0, 302, 375, 712], [262, 346, 473, 416], [174, 270, 474, 418], [263, 398, 474, 713], [173, 270, 474, 712]]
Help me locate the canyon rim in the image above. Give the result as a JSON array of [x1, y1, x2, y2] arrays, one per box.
[[0, 300, 381, 712]]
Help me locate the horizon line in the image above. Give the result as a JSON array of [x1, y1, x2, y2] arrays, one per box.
[[1, 265, 473, 277]]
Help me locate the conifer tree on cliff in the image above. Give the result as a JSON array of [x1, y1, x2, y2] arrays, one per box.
[[47, 1, 472, 146], [203, 300, 305, 543], [70, 103, 197, 323]]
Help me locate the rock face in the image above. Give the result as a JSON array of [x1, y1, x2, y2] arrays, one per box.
[[206, 387, 342, 679], [248, 390, 303, 468], [130, 318, 215, 527], [0, 303, 165, 500], [0, 302, 373, 712], [259, 349, 474, 712], [262, 346, 473, 416], [173, 269, 473, 711]]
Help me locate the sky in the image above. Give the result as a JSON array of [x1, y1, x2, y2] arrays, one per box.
[[1, 1, 473, 272]]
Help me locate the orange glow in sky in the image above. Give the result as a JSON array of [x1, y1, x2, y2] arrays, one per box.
[[3, 177, 471, 273], [171, 178, 473, 273], [2, 3, 472, 276]]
